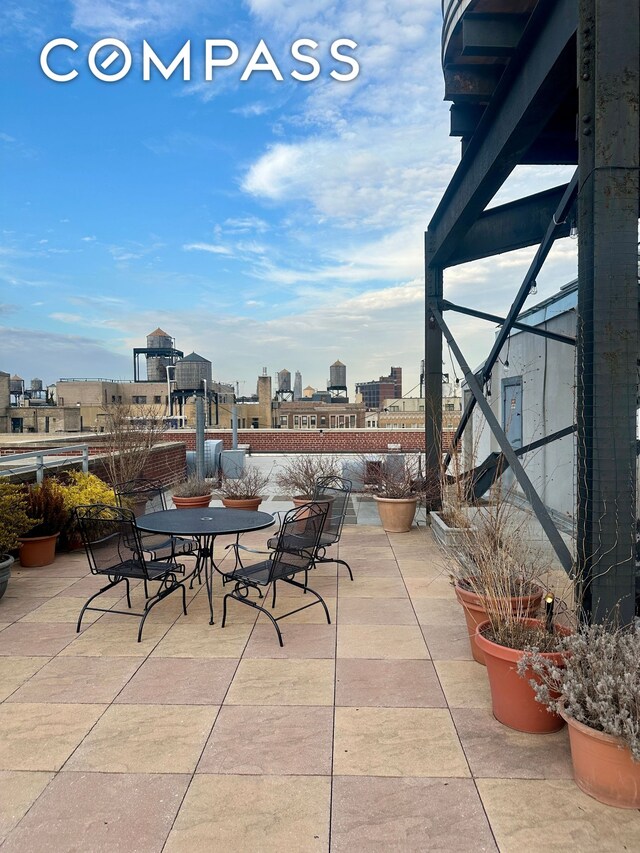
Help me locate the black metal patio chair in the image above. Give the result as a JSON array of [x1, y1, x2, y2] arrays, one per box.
[[74, 504, 188, 642], [267, 475, 354, 581], [221, 501, 330, 646], [114, 478, 198, 564]]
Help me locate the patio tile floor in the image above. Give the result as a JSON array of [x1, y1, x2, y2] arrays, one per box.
[[0, 523, 639, 850]]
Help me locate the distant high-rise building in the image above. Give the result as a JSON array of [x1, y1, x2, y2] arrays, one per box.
[[293, 371, 302, 400], [355, 366, 403, 410]]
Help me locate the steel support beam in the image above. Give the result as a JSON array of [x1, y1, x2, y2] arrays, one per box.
[[441, 300, 576, 346], [443, 173, 579, 469], [430, 0, 577, 268], [425, 232, 443, 507], [446, 185, 572, 266], [434, 309, 574, 575], [576, 0, 640, 624]]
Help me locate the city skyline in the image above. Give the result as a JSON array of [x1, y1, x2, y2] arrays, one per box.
[[1, 1, 577, 393]]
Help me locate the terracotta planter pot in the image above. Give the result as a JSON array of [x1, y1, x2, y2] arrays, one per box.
[[172, 495, 211, 509], [454, 583, 544, 665], [562, 713, 640, 808], [292, 495, 313, 508], [373, 495, 419, 533], [18, 533, 59, 568], [475, 618, 570, 733], [221, 497, 263, 512]]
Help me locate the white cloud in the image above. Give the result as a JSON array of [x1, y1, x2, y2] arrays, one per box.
[[49, 312, 83, 323], [183, 242, 233, 256], [70, 0, 208, 37]]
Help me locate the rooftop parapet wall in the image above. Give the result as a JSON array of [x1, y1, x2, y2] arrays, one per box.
[[160, 429, 454, 454]]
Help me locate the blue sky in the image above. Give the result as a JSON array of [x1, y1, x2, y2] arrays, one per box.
[[0, 0, 576, 397]]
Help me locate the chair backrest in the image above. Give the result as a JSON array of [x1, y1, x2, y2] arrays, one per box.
[[313, 475, 352, 544], [269, 501, 329, 581], [114, 478, 167, 515], [74, 503, 153, 579]]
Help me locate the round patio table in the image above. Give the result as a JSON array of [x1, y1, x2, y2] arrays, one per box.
[[136, 508, 275, 625]]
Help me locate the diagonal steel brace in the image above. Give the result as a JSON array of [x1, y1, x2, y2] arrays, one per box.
[[433, 308, 574, 575]]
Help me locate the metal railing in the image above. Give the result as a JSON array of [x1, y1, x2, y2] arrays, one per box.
[[0, 444, 90, 482]]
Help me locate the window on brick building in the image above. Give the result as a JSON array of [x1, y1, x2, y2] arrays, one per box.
[[132, 396, 147, 404], [153, 396, 161, 404]]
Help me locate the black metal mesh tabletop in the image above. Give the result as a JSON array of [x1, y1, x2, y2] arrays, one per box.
[[136, 508, 274, 537]]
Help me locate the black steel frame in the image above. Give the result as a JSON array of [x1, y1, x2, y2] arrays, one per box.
[[426, 0, 639, 622]]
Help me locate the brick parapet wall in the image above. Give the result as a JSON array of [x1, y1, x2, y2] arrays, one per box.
[[160, 429, 454, 454]]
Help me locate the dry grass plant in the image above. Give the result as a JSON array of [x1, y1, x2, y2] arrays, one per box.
[[172, 475, 212, 498], [217, 467, 270, 500], [358, 452, 429, 499], [99, 402, 166, 486], [275, 454, 341, 499]]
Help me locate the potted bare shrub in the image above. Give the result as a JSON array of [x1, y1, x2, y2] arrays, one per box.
[[275, 455, 340, 504], [447, 499, 544, 664], [218, 467, 270, 511], [520, 623, 640, 807], [365, 453, 426, 533], [171, 475, 212, 509]]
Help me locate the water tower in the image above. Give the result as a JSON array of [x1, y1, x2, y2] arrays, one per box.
[[133, 328, 183, 381], [328, 360, 348, 401], [276, 368, 294, 402]]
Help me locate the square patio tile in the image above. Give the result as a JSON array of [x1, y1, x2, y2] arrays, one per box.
[[0, 623, 80, 657], [225, 659, 335, 706], [115, 657, 237, 704], [339, 576, 408, 599], [453, 709, 573, 779], [1, 772, 190, 853], [0, 597, 48, 623], [337, 597, 417, 625], [336, 659, 445, 708], [411, 597, 466, 627], [434, 660, 492, 709], [0, 657, 49, 702], [331, 776, 497, 852], [0, 703, 105, 771], [7, 656, 142, 704], [334, 707, 470, 777], [198, 705, 333, 775], [18, 595, 113, 624], [151, 621, 252, 658], [337, 624, 429, 659], [404, 574, 456, 598], [5, 577, 76, 598], [65, 704, 217, 774], [0, 771, 54, 843], [164, 774, 330, 852], [243, 623, 336, 658], [59, 618, 167, 657], [477, 778, 640, 852], [421, 622, 475, 660]]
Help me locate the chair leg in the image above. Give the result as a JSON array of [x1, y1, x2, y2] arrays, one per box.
[[125, 577, 132, 608], [317, 555, 353, 581], [223, 591, 283, 646], [77, 578, 123, 633], [281, 576, 332, 625], [271, 580, 277, 609]]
